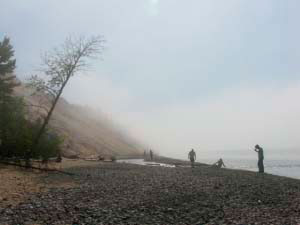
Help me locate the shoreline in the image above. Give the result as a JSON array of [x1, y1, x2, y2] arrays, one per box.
[[1, 159, 300, 224], [145, 156, 300, 180]]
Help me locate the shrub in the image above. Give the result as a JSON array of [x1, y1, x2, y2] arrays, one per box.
[[0, 98, 62, 163]]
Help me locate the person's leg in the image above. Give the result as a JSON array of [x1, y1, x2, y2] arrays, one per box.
[[261, 160, 264, 173], [258, 160, 264, 173]]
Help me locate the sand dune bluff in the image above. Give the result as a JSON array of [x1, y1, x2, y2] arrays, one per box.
[[14, 84, 143, 158]]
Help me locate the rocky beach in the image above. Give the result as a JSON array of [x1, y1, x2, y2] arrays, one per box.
[[1, 159, 300, 225]]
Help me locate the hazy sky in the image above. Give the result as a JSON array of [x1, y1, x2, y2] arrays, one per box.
[[1, 0, 300, 159]]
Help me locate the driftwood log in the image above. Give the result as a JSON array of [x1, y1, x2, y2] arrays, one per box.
[[0, 160, 75, 176]]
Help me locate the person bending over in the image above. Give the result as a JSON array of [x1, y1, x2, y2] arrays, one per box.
[[213, 158, 226, 169]]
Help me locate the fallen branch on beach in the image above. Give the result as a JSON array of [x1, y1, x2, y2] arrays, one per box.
[[0, 160, 75, 176]]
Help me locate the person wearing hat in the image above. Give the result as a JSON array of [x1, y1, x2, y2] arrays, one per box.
[[254, 144, 264, 173]]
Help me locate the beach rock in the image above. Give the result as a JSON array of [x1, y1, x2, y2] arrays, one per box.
[[1, 163, 300, 224]]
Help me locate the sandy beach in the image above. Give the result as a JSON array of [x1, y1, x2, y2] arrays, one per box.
[[1, 159, 300, 225]]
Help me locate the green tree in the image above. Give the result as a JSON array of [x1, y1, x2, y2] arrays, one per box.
[[0, 37, 16, 91], [0, 37, 18, 156], [0, 37, 61, 163]]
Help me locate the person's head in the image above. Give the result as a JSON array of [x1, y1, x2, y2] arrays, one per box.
[[191, 149, 194, 152], [255, 144, 260, 149]]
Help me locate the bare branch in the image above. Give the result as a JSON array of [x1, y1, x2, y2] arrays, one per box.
[[26, 35, 104, 151]]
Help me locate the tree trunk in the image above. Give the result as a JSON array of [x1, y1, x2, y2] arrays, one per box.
[[30, 75, 71, 166]]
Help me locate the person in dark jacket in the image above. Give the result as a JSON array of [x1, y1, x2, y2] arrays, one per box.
[[188, 149, 196, 168], [254, 144, 264, 173], [150, 149, 154, 161]]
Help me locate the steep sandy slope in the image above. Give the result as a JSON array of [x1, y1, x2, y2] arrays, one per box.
[[14, 85, 143, 158]]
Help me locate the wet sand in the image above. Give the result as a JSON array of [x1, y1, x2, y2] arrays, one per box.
[[1, 159, 300, 224]]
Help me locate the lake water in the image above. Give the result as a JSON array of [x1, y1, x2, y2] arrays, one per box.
[[201, 158, 300, 179], [118, 158, 300, 180], [117, 159, 175, 168]]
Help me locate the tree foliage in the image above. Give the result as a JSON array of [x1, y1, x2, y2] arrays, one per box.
[[0, 36, 18, 155], [0, 37, 17, 101], [0, 37, 61, 163], [0, 97, 61, 161]]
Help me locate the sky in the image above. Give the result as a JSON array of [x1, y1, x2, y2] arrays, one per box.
[[1, 0, 300, 159]]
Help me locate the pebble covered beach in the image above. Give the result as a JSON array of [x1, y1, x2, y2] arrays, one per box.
[[1, 160, 300, 225]]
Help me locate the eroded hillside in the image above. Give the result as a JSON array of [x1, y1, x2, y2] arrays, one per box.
[[14, 84, 143, 158]]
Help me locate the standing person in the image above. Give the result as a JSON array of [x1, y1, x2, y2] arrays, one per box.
[[150, 149, 154, 161], [188, 149, 196, 168], [254, 144, 264, 173]]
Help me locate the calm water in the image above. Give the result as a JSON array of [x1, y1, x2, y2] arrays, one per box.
[[201, 158, 300, 180], [118, 158, 300, 180], [117, 159, 175, 168]]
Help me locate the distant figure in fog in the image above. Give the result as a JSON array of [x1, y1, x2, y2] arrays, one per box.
[[254, 144, 264, 173], [150, 149, 154, 161], [188, 149, 196, 168], [213, 158, 225, 169]]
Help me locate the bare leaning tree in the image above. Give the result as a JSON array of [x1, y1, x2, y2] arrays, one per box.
[[28, 36, 104, 160]]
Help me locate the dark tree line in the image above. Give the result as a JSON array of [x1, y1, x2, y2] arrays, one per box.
[[0, 35, 103, 166], [0, 37, 61, 165]]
